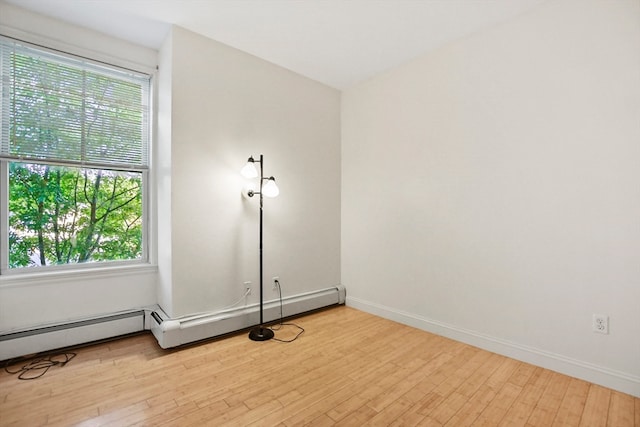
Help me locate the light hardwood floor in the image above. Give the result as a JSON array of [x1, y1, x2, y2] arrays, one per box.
[[1, 306, 638, 426]]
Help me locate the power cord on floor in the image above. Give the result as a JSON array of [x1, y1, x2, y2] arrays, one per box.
[[269, 279, 304, 343], [4, 352, 76, 380]]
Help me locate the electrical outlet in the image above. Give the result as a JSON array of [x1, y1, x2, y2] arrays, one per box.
[[272, 276, 279, 290], [244, 281, 252, 295], [593, 314, 609, 334]]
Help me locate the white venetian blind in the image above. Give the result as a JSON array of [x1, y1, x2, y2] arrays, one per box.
[[0, 37, 150, 170]]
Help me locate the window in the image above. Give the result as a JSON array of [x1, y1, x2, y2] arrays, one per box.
[[0, 37, 151, 273]]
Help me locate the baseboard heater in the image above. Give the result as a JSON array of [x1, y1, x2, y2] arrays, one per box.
[[0, 285, 346, 359], [0, 310, 146, 361], [150, 285, 346, 349]]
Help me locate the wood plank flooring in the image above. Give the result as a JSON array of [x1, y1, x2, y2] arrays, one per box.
[[1, 306, 638, 426]]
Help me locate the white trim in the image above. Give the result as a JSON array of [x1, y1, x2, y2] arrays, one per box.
[[346, 296, 640, 398], [0, 263, 157, 288], [0, 161, 7, 272]]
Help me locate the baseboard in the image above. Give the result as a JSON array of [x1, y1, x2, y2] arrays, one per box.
[[0, 310, 145, 361], [151, 285, 346, 348], [346, 296, 640, 398]]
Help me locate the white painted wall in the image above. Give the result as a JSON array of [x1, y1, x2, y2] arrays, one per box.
[[157, 27, 341, 317], [342, 0, 640, 396], [0, 3, 158, 333]]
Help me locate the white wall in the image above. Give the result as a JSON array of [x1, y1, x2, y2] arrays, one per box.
[[342, 0, 640, 396], [157, 27, 341, 317], [0, 3, 158, 333]]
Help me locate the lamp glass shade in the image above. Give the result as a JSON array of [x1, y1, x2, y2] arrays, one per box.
[[241, 161, 258, 178], [263, 178, 279, 198]]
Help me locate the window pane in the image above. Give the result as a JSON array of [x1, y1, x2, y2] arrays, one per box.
[[9, 162, 143, 269]]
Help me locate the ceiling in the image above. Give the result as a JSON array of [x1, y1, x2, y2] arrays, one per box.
[[4, 0, 548, 89]]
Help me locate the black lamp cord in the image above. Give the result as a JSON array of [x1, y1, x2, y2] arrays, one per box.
[[4, 352, 76, 380], [269, 279, 304, 342]]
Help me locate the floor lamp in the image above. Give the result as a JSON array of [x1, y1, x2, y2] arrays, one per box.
[[241, 154, 280, 341]]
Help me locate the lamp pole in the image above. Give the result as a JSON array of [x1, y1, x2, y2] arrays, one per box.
[[246, 155, 275, 341]]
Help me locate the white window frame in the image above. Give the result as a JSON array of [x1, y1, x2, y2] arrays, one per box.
[[0, 35, 153, 276]]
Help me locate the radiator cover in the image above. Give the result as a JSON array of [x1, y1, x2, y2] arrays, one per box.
[[151, 285, 346, 348], [0, 285, 346, 359], [0, 310, 145, 361]]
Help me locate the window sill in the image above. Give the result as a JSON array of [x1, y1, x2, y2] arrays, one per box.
[[0, 263, 158, 288]]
